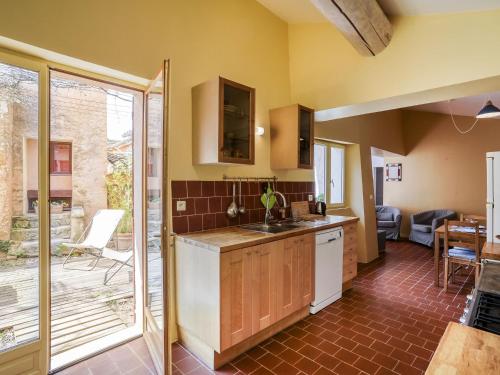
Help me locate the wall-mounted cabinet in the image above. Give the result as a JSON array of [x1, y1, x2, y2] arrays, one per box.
[[270, 104, 314, 169], [192, 77, 255, 165]]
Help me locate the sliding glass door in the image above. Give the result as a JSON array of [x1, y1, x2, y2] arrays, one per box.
[[143, 60, 170, 374]]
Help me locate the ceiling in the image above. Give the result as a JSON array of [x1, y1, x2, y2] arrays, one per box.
[[256, 0, 500, 23], [255, 0, 325, 23], [408, 92, 500, 117]]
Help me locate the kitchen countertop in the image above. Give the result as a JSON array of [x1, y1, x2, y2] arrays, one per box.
[[175, 215, 358, 252], [425, 322, 500, 374]]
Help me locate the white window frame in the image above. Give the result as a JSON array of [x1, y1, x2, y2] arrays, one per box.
[[314, 139, 345, 208]]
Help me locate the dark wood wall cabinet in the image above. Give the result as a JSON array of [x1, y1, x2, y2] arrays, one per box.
[[270, 104, 314, 170], [192, 77, 255, 165]]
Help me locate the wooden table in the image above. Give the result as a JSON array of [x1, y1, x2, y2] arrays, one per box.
[[433, 225, 486, 287], [482, 241, 500, 261], [426, 322, 500, 374]]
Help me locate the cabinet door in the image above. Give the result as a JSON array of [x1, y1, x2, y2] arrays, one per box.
[[276, 238, 300, 319], [219, 78, 255, 164], [220, 248, 253, 350], [298, 234, 315, 307], [298, 105, 314, 169], [251, 243, 277, 333]]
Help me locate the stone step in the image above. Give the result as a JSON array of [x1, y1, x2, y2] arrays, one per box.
[[10, 225, 71, 242], [147, 209, 161, 221], [9, 238, 68, 258], [11, 212, 71, 230], [147, 220, 161, 233]]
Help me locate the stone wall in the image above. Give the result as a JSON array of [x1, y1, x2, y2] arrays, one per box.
[[2, 78, 109, 236], [0, 102, 13, 240]]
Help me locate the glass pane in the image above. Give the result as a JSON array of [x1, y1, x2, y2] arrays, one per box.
[[314, 144, 326, 202], [49, 70, 139, 362], [0, 62, 40, 351], [223, 83, 250, 160], [330, 146, 344, 205], [146, 72, 164, 331], [299, 108, 311, 165]]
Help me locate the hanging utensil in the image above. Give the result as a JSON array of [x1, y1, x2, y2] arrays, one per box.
[[226, 182, 238, 218], [238, 179, 246, 215]]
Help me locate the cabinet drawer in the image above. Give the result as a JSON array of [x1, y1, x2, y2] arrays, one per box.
[[343, 250, 357, 266], [343, 233, 357, 247], [343, 223, 357, 234], [342, 261, 357, 283]]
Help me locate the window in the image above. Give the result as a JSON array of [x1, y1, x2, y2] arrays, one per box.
[[50, 142, 72, 175], [314, 141, 345, 206]]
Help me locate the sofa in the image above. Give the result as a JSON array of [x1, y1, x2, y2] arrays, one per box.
[[375, 206, 402, 240], [409, 209, 457, 247]]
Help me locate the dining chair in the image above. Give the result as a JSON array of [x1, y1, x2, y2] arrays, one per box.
[[443, 219, 481, 292], [459, 213, 487, 226]]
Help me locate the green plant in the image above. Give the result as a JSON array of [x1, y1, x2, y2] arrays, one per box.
[[0, 240, 11, 253], [54, 244, 68, 257], [106, 164, 133, 233]]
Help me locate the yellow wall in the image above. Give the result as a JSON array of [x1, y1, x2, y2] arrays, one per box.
[[289, 10, 500, 111], [384, 110, 500, 237], [0, 0, 312, 182], [315, 110, 405, 262]]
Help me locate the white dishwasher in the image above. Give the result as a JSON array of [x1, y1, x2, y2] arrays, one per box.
[[310, 227, 343, 314]]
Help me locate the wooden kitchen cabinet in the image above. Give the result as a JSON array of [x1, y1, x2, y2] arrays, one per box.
[[276, 234, 315, 319], [251, 242, 279, 334], [276, 237, 300, 319], [220, 247, 253, 349], [192, 76, 255, 165], [270, 104, 314, 169], [175, 233, 314, 369], [299, 234, 315, 306], [342, 222, 358, 284]]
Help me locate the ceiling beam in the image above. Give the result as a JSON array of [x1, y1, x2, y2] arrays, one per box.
[[310, 0, 393, 56]]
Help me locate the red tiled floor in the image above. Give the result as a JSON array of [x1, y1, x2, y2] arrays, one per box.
[[62, 241, 473, 375]]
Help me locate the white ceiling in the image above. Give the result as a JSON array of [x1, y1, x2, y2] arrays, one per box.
[[256, 0, 500, 23], [408, 92, 500, 117], [255, 0, 325, 23]]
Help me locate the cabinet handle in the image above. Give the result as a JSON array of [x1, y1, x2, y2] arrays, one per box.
[[327, 238, 337, 242]]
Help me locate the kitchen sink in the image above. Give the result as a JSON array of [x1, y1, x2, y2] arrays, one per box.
[[240, 222, 303, 234]]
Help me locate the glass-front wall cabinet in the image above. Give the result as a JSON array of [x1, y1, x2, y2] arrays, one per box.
[[192, 77, 255, 165]]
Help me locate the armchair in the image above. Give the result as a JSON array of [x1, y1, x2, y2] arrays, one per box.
[[375, 206, 402, 240], [409, 209, 457, 247]]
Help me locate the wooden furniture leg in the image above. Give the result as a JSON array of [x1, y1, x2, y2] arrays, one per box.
[[444, 256, 449, 292], [434, 231, 440, 287]]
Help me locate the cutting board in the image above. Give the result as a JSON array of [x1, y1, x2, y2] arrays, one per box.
[[291, 201, 310, 218]]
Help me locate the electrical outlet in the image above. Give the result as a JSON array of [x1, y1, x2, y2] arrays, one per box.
[[308, 194, 314, 201], [177, 200, 186, 211]]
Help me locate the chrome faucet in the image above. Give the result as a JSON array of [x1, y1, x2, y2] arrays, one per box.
[[264, 190, 287, 225]]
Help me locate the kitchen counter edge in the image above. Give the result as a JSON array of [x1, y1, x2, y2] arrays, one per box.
[[174, 215, 359, 253]]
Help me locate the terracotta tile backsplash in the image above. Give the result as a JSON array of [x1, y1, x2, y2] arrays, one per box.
[[172, 181, 315, 234]]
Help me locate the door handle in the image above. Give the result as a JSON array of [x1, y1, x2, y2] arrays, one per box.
[[327, 237, 337, 242]]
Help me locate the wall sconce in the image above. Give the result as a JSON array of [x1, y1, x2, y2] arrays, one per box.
[[256, 126, 265, 136]]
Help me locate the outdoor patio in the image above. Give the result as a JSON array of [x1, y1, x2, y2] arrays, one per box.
[[0, 255, 136, 355]]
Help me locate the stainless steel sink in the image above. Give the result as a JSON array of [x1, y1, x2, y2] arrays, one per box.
[[240, 222, 303, 234]]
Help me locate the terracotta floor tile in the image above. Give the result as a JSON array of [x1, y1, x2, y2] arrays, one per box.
[[295, 357, 320, 374], [257, 352, 283, 370], [277, 349, 303, 365], [273, 362, 301, 375], [334, 361, 361, 375], [354, 356, 381, 374]]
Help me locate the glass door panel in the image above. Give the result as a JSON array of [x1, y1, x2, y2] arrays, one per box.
[[299, 107, 312, 167], [143, 60, 169, 374], [0, 62, 40, 352], [48, 70, 143, 369]]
